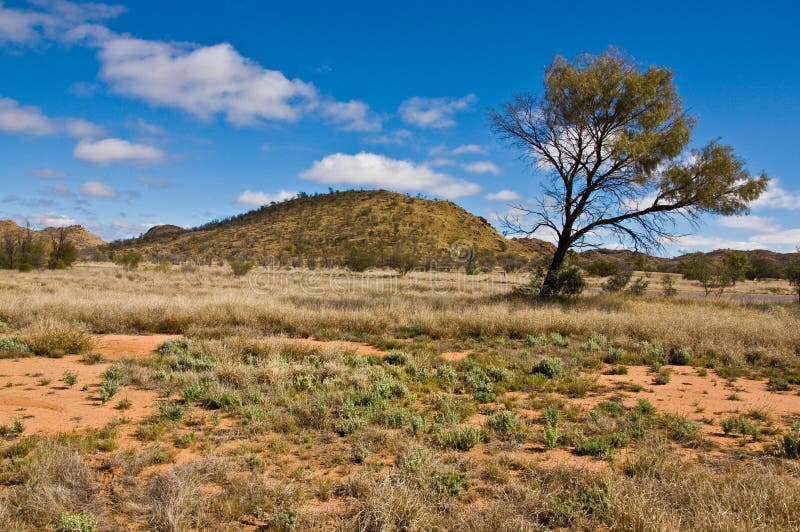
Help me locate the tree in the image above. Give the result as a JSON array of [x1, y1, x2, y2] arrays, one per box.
[[682, 251, 747, 296], [385, 245, 419, 276], [491, 50, 768, 296], [48, 227, 78, 269], [788, 250, 800, 304], [111, 250, 143, 272]]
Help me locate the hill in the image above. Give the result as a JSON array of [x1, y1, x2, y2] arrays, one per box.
[[0, 220, 104, 252], [108, 190, 549, 267]]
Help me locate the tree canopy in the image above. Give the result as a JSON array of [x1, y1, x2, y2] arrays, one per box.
[[491, 49, 768, 295]]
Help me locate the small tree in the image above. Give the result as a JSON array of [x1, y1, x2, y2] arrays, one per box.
[[661, 276, 678, 297], [229, 260, 255, 277], [345, 247, 379, 272], [48, 227, 78, 269], [491, 49, 768, 296], [111, 250, 143, 272], [788, 249, 800, 303], [386, 245, 419, 276]]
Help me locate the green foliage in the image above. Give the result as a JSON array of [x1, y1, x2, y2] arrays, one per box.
[[653, 369, 671, 385], [0, 337, 32, 358], [585, 259, 619, 277], [485, 409, 527, 441], [669, 347, 692, 366], [601, 270, 632, 292], [430, 470, 470, 495], [532, 357, 564, 378], [574, 433, 628, 459], [548, 266, 586, 296], [542, 407, 562, 449], [59, 511, 98, 532], [721, 416, 761, 440], [661, 275, 678, 297], [526, 333, 548, 346], [550, 332, 570, 347], [384, 350, 409, 366], [100, 366, 122, 403], [788, 260, 800, 304], [626, 277, 649, 296], [345, 247, 380, 272], [110, 250, 143, 271], [682, 251, 749, 296], [228, 260, 255, 277], [777, 425, 800, 459], [62, 370, 78, 387], [48, 236, 78, 270], [434, 426, 483, 451], [767, 377, 791, 392], [158, 401, 185, 422]]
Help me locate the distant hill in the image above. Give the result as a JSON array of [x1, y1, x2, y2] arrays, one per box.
[[0, 220, 105, 253], [108, 190, 551, 267]]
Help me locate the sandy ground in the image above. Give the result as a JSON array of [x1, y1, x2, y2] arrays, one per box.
[[0, 334, 177, 437]]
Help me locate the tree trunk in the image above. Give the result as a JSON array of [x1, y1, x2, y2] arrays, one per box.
[[540, 236, 571, 296]]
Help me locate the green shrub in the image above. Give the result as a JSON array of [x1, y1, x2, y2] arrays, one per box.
[[99, 366, 122, 403], [60, 511, 98, 532], [435, 426, 482, 451], [430, 470, 470, 495], [384, 350, 409, 366], [603, 347, 625, 364], [532, 357, 564, 378], [601, 270, 632, 292], [767, 377, 791, 392], [777, 425, 800, 459], [542, 407, 562, 449], [229, 260, 255, 277], [653, 369, 671, 385], [549, 332, 570, 347], [485, 409, 526, 441], [626, 277, 649, 296], [669, 347, 692, 365], [158, 401, 185, 422], [721, 416, 761, 440], [0, 337, 32, 358], [574, 433, 628, 458], [62, 370, 78, 387], [526, 333, 548, 346]]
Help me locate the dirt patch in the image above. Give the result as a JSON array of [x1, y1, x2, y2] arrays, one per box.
[[440, 351, 471, 363], [0, 355, 157, 436], [93, 333, 181, 360], [0, 334, 173, 437]]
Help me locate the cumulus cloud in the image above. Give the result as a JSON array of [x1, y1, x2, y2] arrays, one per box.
[[236, 189, 297, 207], [49, 183, 72, 197], [463, 161, 500, 175], [487, 189, 520, 201], [0, 97, 104, 138], [0, 0, 124, 45], [29, 167, 68, 179], [300, 152, 480, 198], [63, 117, 105, 138], [74, 138, 165, 165], [427, 158, 458, 168], [451, 144, 486, 155], [717, 215, 780, 233], [0, 97, 56, 135], [399, 94, 477, 128], [78, 32, 380, 131], [80, 180, 118, 198], [28, 212, 78, 228], [752, 180, 800, 210]]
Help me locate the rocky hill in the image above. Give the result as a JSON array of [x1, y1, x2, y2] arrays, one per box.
[[0, 221, 104, 252], [107, 190, 551, 267]]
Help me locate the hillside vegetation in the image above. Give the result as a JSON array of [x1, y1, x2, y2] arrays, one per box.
[[109, 190, 551, 268]]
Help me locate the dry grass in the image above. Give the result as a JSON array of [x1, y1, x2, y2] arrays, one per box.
[[0, 264, 799, 530]]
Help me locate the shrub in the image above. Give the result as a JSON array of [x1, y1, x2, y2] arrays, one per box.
[[345, 248, 379, 272], [653, 369, 671, 385], [0, 337, 32, 358], [62, 371, 78, 387], [384, 350, 409, 366], [669, 347, 692, 365], [435, 426, 483, 451], [430, 471, 470, 495], [603, 347, 625, 364], [21, 320, 94, 357], [549, 332, 570, 347], [661, 276, 678, 297], [59, 511, 98, 532], [550, 265, 586, 295], [574, 433, 628, 458], [110, 250, 142, 271], [767, 377, 791, 392], [229, 260, 255, 277], [601, 270, 632, 292], [532, 357, 564, 378], [721, 416, 761, 440], [158, 402, 185, 422], [585, 259, 619, 277], [485, 410, 527, 442], [777, 425, 800, 459], [542, 407, 562, 449], [626, 277, 649, 296], [526, 333, 548, 346]]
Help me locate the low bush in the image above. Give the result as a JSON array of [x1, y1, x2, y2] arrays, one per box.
[[532, 357, 564, 378], [20, 320, 94, 357]]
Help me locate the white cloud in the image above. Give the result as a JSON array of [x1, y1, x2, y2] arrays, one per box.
[[319, 100, 382, 132], [463, 161, 500, 175], [0, 97, 104, 138], [752, 180, 800, 210], [0, 0, 124, 45], [74, 138, 165, 165], [28, 212, 78, 228], [672, 235, 760, 251], [487, 189, 520, 201], [80, 180, 118, 198], [130, 118, 163, 135], [365, 129, 412, 145], [717, 215, 779, 233], [63, 117, 105, 138], [427, 158, 458, 168], [30, 167, 67, 179], [0, 97, 56, 135], [452, 144, 486, 155], [300, 152, 480, 198], [398, 94, 477, 128], [49, 183, 72, 197], [85, 33, 379, 131], [750, 229, 800, 247], [236, 189, 297, 207]]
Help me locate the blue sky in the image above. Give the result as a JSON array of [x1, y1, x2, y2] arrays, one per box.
[[1, 0, 798, 253]]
